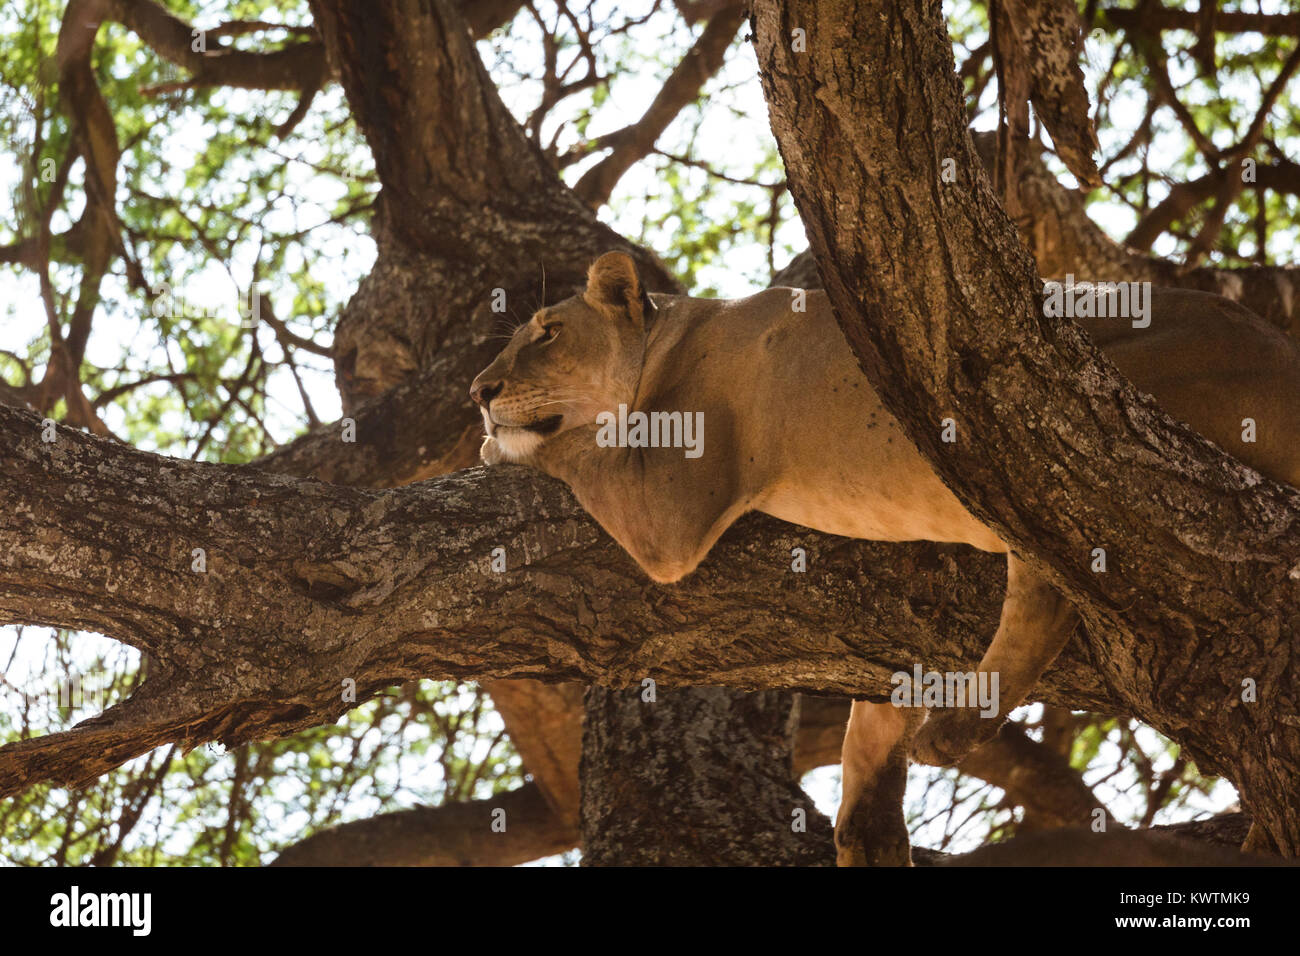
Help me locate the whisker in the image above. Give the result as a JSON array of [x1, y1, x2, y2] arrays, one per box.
[[530, 398, 584, 410], [531, 388, 598, 400], [505, 308, 531, 333]]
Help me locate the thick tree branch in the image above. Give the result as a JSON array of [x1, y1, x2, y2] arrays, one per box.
[[581, 686, 835, 865], [271, 781, 575, 866], [990, 0, 1100, 212], [307, 0, 567, 244], [1, 403, 1127, 798], [110, 0, 328, 93], [1101, 6, 1300, 40], [754, 0, 1300, 851]]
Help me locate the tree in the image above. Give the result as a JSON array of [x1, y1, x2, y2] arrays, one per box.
[[3, 0, 1299, 865]]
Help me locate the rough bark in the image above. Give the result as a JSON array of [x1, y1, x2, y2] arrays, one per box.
[[996, 0, 1100, 190], [7, 402, 1136, 797], [753, 0, 1300, 851], [989, 0, 1099, 225], [581, 687, 834, 865]]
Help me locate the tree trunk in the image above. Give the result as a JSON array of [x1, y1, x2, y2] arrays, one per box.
[[581, 687, 834, 865], [753, 0, 1300, 851]]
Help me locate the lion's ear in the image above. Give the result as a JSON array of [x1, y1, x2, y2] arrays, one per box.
[[584, 251, 651, 328]]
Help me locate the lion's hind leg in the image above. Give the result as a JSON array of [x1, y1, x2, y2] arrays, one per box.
[[911, 553, 1079, 766], [835, 699, 925, 866]]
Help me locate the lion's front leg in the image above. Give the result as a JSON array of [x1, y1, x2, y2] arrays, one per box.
[[531, 424, 747, 584], [911, 553, 1079, 766], [836, 699, 924, 866]]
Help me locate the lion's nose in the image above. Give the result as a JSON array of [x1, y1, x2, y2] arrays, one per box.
[[470, 379, 503, 408]]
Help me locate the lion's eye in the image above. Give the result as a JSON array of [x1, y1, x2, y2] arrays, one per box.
[[538, 324, 561, 344]]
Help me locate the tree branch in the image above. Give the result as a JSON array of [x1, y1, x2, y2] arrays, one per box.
[[110, 0, 328, 93], [1101, 6, 1300, 40], [1, 402, 1126, 798], [271, 781, 576, 866], [571, 2, 748, 208], [911, 812, 1266, 865]]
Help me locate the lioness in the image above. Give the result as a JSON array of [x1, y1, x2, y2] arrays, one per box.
[[470, 251, 1300, 865]]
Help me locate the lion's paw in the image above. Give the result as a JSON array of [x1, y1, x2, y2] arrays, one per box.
[[911, 713, 984, 767]]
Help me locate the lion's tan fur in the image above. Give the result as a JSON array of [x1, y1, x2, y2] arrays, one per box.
[[472, 251, 1300, 865]]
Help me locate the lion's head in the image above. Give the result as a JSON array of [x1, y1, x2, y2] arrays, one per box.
[[469, 251, 655, 461]]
